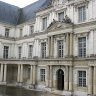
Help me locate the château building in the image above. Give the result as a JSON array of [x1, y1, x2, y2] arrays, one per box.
[[0, 0, 96, 95]]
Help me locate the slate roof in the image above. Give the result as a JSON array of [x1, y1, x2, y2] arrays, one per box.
[[0, 0, 52, 25]]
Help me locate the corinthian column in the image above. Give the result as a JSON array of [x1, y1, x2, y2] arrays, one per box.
[[66, 33, 69, 57], [33, 65, 36, 85], [17, 64, 20, 82], [69, 66, 73, 91], [20, 64, 23, 83], [93, 66, 96, 95], [70, 33, 73, 57], [4, 64, 7, 82], [0, 64, 4, 82], [48, 37, 51, 57], [88, 66, 93, 95], [30, 65, 33, 84], [64, 66, 68, 91], [50, 36, 54, 58]]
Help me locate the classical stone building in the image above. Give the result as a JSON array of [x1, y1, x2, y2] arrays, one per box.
[[0, 0, 96, 95]]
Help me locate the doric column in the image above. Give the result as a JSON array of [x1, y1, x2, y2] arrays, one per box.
[[70, 33, 73, 57], [4, 64, 7, 82], [0, 64, 4, 82], [88, 66, 93, 95], [66, 33, 69, 57], [46, 65, 50, 87], [93, 66, 96, 95], [64, 66, 68, 91], [50, 36, 54, 57], [48, 37, 51, 57], [17, 64, 20, 82], [69, 66, 73, 91], [30, 65, 33, 84], [49, 65, 53, 88], [33, 65, 36, 85], [20, 64, 23, 83]]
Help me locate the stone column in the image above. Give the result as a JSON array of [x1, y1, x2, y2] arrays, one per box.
[[69, 66, 73, 91], [4, 64, 7, 82], [88, 66, 93, 95], [64, 66, 68, 91], [93, 66, 96, 95], [49, 65, 53, 88], [66, 33, 69, 57], [70, 33, 73, 57], [20, 64, 23, 83], [30, 65, 33, 84], [48, 37, 51, 57], [50, 36, 54, 58], [46, 65, 50, 87], [17, 64, 20, 82], [0, 64, 4, 82], [33, 65, 36, 85]]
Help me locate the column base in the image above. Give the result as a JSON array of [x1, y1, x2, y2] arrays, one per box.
[[16, 82, 23, 87], [0, 82, 7, 85]]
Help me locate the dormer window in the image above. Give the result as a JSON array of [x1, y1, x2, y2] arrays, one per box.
[[78, 6, 86, 22], [20, 29, 23, 37], [58, 12, 64, 22], [5, 28, 9, 37], [42, 17, 47, 30], [30, 26, 34, 35]]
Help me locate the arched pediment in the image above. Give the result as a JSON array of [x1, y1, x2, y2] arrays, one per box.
[[46, 19, 73, 32]]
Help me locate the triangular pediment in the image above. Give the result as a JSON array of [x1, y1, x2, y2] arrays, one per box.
[[46, 20, 72, 32]]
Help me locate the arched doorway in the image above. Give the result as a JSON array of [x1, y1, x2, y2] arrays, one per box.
[[57, 69, 64, 90]]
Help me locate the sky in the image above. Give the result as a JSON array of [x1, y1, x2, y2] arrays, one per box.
[[0, 0, 38, 8]]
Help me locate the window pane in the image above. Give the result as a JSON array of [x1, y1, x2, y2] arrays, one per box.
[[41, 42, 46, 58], [58, 12, 64, 21]]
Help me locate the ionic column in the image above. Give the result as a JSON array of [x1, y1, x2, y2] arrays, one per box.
[[20, 64, 23, 83], [88, 66, 93, 95], [46, 65, 50, 87], [69, 66, 73, 91], [49, 65, 53, 88], [50, 36, 54, 57], [64, 66, 68, 91], [4, 64, 7, 82], [30, 65, 33, 84], [48, 37, 51, 57], [70, 33, 73, 56], [66, 33, 69, 57], [93, 66, 96, 95], [0, 64, 4, 82], [17, 64, 20, 82], [33, 65, 36, 85]]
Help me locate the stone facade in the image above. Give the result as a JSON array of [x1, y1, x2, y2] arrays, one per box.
[[0, 0, 96, 96]]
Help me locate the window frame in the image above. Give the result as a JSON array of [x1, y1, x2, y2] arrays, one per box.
[[3, 46, 9, 59], [78, 71, 86, 87], [42, 17, 47, 30], [18, 46, 22, 59], [5, 28, 10, 37], [28, 45, 33, 59], [41, 42, 46, 58], [40, 69, 45, 82]]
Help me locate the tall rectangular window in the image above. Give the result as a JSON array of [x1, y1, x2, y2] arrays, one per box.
[[18, 46, 22, 59], [28, 45, 33, 58], [58, 12, 64, 22], [42, 17, 47, 30], [5, 28, 9, 37], [30, 26, 34, 35], [40, 69, 45, 82], [57, 40, 64, 58], [78, 6, 86, 22], [78, 71, 86, 87], [78, 37, 86, 57], [20, 29, 23, 37], [41, 42, 46, 58], [3, 46, 9, 59]]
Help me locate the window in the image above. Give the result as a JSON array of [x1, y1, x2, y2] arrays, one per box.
[[78, 37, 86, 57], [41, 42, 46, 58], [78, 6, 86, 22], [57, 40, 64, 58], [58, 12, 64, 21], [30, 26, 34, 35], [20, 29, 23, 37], [40, 69, 45, 82], [78, 71, 86, 87], [18, 46, 22, 59], [3, 46, 9, 59], [28, 45, 33, 58], [5, 28, 9, 37], [42, 17, 47, 30]]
